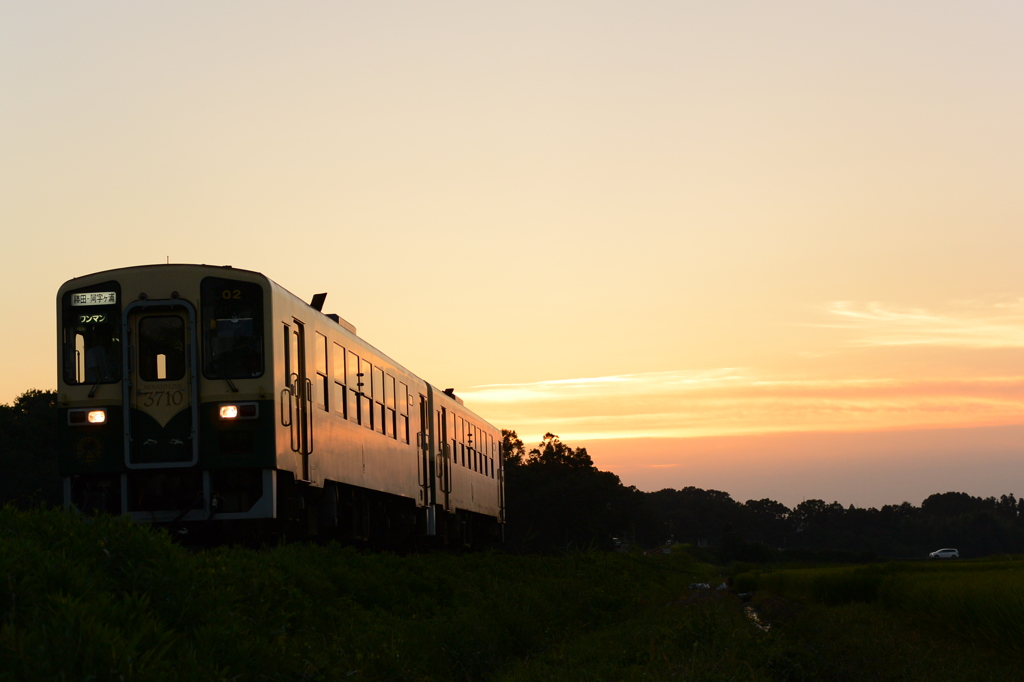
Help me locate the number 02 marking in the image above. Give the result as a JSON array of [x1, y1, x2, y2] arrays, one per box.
[[222, 289, 242, 299]]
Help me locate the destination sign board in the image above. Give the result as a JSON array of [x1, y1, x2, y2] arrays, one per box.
[[71, 292, 117, 306]]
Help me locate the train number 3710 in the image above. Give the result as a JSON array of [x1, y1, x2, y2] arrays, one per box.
[[140, 390, 185, 407]]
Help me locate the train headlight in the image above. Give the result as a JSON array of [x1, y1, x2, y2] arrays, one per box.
[[218, 402, 258, 420], [69, 408, 107, 425]]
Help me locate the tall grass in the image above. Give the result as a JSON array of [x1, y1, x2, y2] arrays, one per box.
[[0, 506, 712, 681], [738, 558, 1024, 654], [5, 506, 1020, 680], [879, 563, 1024, 651]]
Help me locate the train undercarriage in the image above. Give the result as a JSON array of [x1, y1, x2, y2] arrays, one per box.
[[66, 468, 501, 550]]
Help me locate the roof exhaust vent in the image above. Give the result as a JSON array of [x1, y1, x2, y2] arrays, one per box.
[[326, 312, 357, 335], [442, 388, 464, 405]]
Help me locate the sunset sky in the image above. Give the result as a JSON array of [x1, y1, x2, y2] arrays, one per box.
[[3, 2, 1023, 507]]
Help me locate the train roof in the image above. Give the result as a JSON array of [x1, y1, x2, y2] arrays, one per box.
[[57, 263, 493, 425]]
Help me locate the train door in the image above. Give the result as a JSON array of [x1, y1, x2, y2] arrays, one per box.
[[438, 407, 452, 512], [497, 440, 506, 523], [417, 394, 432, 507], [123, 301, 199, 468], [283, 320, 312, 480]]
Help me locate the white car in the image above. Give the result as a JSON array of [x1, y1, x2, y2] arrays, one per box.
[[929, 548, 959, 559]]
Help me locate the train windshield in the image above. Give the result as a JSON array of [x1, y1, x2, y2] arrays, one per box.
[[201, 277, 264, 379], [138, 315, 186, 381], [62, 282, 122, 385]]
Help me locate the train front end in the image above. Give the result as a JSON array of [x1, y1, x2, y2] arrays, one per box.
[[56, 265, 277, 531]]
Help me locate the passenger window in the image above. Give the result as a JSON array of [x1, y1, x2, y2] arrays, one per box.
[[399, 381, 409, 444], [333, 343, 346, 418], [447, 411, 456, 464], [315, 332, 328, 411], [346, 350, 359, 423], [458, 417, 465, 466], [373, 367, 385, 434], [385, 374, 397, 439], [359, 357, 373, 430]]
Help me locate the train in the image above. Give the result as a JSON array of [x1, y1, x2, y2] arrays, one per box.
[[56, 264, 505, 546]]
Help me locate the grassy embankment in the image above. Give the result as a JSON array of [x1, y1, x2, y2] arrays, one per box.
[[1, 506, 1022, 681], [735, 557, 1024, 657]]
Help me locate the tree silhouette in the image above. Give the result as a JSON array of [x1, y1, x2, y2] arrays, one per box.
[[502, 432, 638, 553], [0, 389, 61, 508], [526, 432, 594, 469], [501, 429, 525, 467]]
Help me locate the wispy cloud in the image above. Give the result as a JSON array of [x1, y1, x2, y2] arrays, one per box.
[[464, 370, 1024, 443], [466, 299, 1024, 444], [466, 369, 749, 403], [823, 299, 1024, 348]]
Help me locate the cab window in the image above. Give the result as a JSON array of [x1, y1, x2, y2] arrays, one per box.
[[138, 316, 186, 381], [201, 277, 264, 379], [62, 282, 121, 385]]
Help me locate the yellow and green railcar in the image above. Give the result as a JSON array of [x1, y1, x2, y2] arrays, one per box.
[[57, 264, 504, 545]]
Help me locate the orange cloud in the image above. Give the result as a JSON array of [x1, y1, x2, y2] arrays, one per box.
[[464, 370, 1024, 443], [465, 299, 1024, 445]]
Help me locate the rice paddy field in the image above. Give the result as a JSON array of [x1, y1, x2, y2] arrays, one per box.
[[0, 506, 1021, 681]]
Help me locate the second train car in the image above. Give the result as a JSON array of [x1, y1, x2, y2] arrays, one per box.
[[56, 264, 505, 545]]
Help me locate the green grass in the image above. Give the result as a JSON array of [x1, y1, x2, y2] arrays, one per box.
[[737, 557, 1024, 654], [879, 560, 1024, 651], [2, 506, 1021, 681], [0, 506, 718, 681]]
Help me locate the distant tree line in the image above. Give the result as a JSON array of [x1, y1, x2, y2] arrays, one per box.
[[501, 429, 1024, 560], [2, 389, 1021, 559]]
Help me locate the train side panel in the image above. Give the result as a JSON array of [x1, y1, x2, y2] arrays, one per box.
[[266, 282, 426, 504], [429, 388, 504, 522]]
